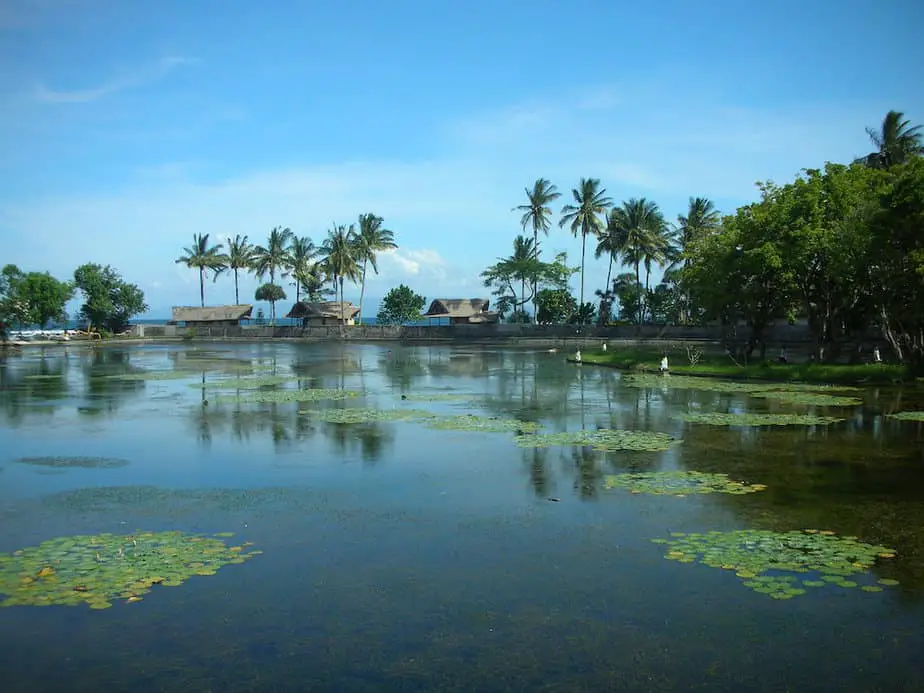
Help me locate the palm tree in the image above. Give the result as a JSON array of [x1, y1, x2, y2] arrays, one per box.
[[559, 178, 612, 308], [225, 234, 255, 305], [353, 214, 397, 323], [175, 233, 226, 307], [287, 235, 317, 303], [856, 110, 924, 168], [295, 261, 333, 302], [608, 198, 665, 324], [670, 197, 720, 323], [320, 223, 362, 324], [252, 226, 294, 287], [514, 179, 561, 322], [595, 217, 625, 305]]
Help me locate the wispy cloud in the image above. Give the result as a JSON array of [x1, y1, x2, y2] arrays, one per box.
[[32, 55, 196, 104]]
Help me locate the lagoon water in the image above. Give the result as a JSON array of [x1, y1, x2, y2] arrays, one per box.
[[1, 342, 923, 692]]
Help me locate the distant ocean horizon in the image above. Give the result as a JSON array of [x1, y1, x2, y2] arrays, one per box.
[[41, 316, 448, 329]]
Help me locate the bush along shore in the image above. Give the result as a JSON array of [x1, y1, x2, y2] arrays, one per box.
[[568, 347, 911, 385]]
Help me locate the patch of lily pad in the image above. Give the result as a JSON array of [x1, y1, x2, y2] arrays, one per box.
[[0, 531, 260, 609], [678, 412, 844, 427], [424, 414, 541, 434], [653, 529, 898, 599], [603, 471, 767, 496], [514, 429, 680, 452], [13, 456, 129, 469], [104, 370, 198, 382], [886, 411, 924, 422], [752, 392, 862, 407], [302, 407, 436, 424], [213, 388, 361, 404], [397, 393, 475, 402], [186, 375, 302, 390], [622, 373, 859, 394]]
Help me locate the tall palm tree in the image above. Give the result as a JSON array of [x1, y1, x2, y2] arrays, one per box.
[[287, 235, 317, 303], [559, 178, 612, 308], [225, 234, 255, 305], [514, 179, 561, 322], [320, 223, 362, 324], [856, 110, 924, 168], [670, 197, 720, 323], [295, 261, 333, 302], [175, 233, 226, 307], [595, 216, 626, 304], [608, 198, 665, 324], [353, 213, 397, 324], [252, 226, 294, 287]]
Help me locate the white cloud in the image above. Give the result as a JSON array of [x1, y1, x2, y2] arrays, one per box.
[[32, 55, 196, 104]]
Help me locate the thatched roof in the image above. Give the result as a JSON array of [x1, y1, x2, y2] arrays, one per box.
[[422, 299, 491, 318], [286, 301, 360, 319], [171, 305, 253, 323]]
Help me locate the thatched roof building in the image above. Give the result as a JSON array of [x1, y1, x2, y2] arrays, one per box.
[[422, 298, 499, 325], [287, 301, 361, 325], [170, 305, 253, 326]]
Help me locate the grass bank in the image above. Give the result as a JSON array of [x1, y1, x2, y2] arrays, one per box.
[[570, 348, 909, 385]]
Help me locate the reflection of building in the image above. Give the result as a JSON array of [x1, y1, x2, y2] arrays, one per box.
[[286, 301, 360, 326], [170, 305, 253, 328], [422, 299, 499, 325]]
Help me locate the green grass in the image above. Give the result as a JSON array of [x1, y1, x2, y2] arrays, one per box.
[[572, 348, 909, 384]]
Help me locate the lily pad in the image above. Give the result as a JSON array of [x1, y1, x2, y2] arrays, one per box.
[[396, 393, 475, 402], [424, 414, 540, 434], [678, 412, 844, 427], [0, 531, 259, 609], [12, 456, 130, 469], [752, 392, 862, 407], [603, 471, 767, 496], [187, 375, 302, 390], [514, 429, 679, 452], [301, 407, 437, 424], [214, 388, 361, 405], [886, 411, 924, 422], [104, 371, 198, 382], [622, 373, 858, 394], [653, 529, 898, 599]]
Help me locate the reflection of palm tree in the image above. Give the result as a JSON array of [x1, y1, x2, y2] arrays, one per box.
[[524, 447, 551, 497], [569, 446, 603, 500]]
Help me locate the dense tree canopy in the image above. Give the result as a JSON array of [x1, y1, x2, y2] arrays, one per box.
[[376, 284, 426, 325], [73, 264, 147, 333]]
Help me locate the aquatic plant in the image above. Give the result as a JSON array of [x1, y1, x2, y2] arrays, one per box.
[[214, 388, 361, 404], [622, 373, 859, 394], [302, 407, 436, 424], [653, 529, 898, 599], [514, 429, 680, 452], [396, 392, 476, 402], [424, 414, 541, 434], [0, 531, 260, 609], [187, 375, 302, 389], [678, 412, 844, 427], [752, 392, 862, 407], [886, 411, 924, 422], [603, 471, 767, 496], [104, 370, 197, 381], [12, 456, 129, 469]]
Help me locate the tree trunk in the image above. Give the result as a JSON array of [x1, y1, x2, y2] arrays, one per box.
[[579, 232, 586, 308], [234, 269, 240, 305], [339, 278, 345, 324], [270, 299, 276, 323], [358, 260, 367, 326], [634, 263, 642, 328], [199, 267, 205, 307], [533, 228, 539, 324]]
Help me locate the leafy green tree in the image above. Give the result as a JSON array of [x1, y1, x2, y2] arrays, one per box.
[[669, 197, 721, 322], [254, 282, 286, 322], [559, 178, 612, 309], [15, 272, 74, 327], [514, 178, 561, 322], [320, 223, 361, 324], [225, 234, 255, 305], [856, 110, 924, 169], [73, 264, 148, 333], [353, 214, 397, 322], [611, 272, 644, 323], [294, 262, 333, 302], [0, 265, 28, 327], [376, 284, 425, 325], [253, 226, 294, 288], [175, 233, 226, 307], [607, 198, 669, 324], [535, 288, 577, 324], [287, 235, 317, 302]]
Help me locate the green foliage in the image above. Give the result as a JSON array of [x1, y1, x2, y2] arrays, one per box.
[[423, 414, 540, 433], [604, 471, 767, 496], [255, 282, 286, 303], [0, 266, 73, 327], [886, 411, 924, 422], [535, 288, 576, 324], [175, 233, 226, 308], [514, 429, 680, 452], [654, 529, 898, 600], [0, 531, 259, 609], [377, 284, 426, 325], [73, 263, 148, 333], [354, 213, 397, 321], [678, 412, 844, 427], [214, 388, 360, 404], [751, 391, 862, 407]]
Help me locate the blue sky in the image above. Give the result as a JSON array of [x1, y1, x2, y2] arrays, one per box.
[[1, 0, 922, 319]]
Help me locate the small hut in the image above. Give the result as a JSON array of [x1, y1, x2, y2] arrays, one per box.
[[286, 301, 361, 326], [170, 305, 253, 327], [422, 299, 499, 325]]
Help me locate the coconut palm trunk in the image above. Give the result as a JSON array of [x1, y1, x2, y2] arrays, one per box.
[[199, 267, 206, 307], [358, 259, 368, 325]]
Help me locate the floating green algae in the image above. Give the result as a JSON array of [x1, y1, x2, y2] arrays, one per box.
[[654, 529, 898, 599], [752, 392, 862, 407], [604, 471, 767, 496], [622, 373, 858, 394], [424, 414, 541, 434], [13, 456, 129, 469], [886, 411, 924, 422], [302, 407, 436, 424], [514, 429, 679, 452], [103, 371, 198, 382], [0, 531, 260, 609], [188, 375, 303, 390], [213, 388, 361, 404], [396, 392, 475, 402], [678, 412, 844, 427]]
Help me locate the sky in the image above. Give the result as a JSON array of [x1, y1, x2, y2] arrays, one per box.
[[1, 0, 922, 320]]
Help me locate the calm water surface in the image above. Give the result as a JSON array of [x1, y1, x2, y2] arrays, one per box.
[[1, 342, 923, 692]]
